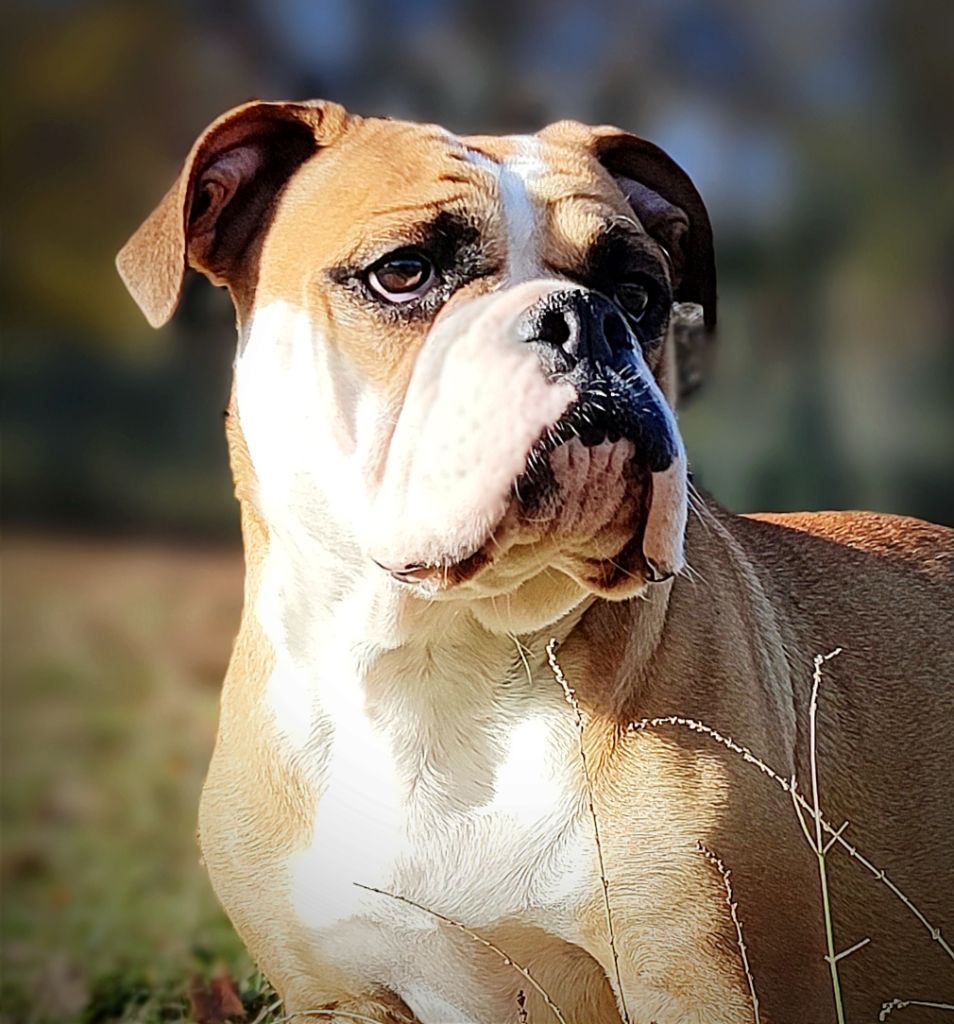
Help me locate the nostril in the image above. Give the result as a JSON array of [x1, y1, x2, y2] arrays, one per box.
[[537, 308, 571, 349], [603, 310, 630, 353]]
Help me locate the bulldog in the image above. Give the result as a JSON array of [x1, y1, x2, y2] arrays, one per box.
[[117, 100, 954, 1024]]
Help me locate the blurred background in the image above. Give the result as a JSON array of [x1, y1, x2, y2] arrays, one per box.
[[3, 1, 953, 1021]]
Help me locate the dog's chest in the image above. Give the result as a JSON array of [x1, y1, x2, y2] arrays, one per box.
[[273, 639, 596, 948]]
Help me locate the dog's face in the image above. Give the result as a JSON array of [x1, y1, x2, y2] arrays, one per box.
[[118, 101, 715, 616]]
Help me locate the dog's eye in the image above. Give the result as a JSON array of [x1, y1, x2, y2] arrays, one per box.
[[616, 279, 652, 321], [366, 251, 436, 303], [614, 280, 651, 319]]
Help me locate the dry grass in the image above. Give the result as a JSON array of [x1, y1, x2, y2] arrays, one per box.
[[546, 639, 630, 1024], [627, 713, 954, 968], [625, 651, 954, 1023], [696, 843, 760, 1023], [354, 884, 569, 1024], [878, 999, 954, 1020]]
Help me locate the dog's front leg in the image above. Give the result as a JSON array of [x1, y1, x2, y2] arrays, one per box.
[[271, 918, 496, 1024], [281, 986, 421, 1024]]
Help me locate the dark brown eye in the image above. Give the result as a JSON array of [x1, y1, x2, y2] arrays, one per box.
[[616, 279, 652, 321], [367, 251, 436, 303]]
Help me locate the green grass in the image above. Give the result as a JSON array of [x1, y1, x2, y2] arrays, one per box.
[[1, 536, 274, 1023]]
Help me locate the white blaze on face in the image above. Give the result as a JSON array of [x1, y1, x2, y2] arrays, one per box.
[[467, 137, 548, 284], [498, 138, 548, 282]]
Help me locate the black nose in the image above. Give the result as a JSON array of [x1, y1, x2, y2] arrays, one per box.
[[516, 290, 633, 370]]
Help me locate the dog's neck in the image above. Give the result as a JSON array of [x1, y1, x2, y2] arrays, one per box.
[[228, 394, 679, 765], [236, 492, 672, 755]]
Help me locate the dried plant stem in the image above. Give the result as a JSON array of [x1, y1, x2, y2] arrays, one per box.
[[354, 883, 569, 1024], [697, 843, 761, 1023], [806, 649, 849, 1024], [547, 638, 631, 1024], [510, 632, 535, 688], [879, 998, 954, 1020], [628, 717, 954, 965], [250, 996, 285, 1024]]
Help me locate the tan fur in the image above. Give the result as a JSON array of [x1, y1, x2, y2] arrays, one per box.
[[118, 101, 954, 1023], [560, 506, 954, 1020], [247, 119, 674, 402]]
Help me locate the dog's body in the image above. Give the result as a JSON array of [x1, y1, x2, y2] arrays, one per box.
[[118, 101, 954, 1023]]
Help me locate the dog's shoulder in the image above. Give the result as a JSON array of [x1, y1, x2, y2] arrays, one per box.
[[739, 508, 954, 584], [719, 509, 953, 693]]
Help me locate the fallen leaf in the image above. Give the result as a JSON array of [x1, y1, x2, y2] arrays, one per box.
[[188, 974, 246, 1023]]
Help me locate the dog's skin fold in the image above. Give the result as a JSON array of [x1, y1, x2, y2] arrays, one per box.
[[118, 100, 954, 1023]]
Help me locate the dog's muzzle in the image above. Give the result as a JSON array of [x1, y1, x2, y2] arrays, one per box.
[[516, 289, 679, 475], [368, 281, 686, 592]]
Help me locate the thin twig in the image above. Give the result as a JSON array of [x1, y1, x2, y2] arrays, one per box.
[[510, 632, 535, 688], [831, 936, 870, 963], [547, 638, 631, 1024], [879, 998, 954, 1020], [249, 996, 284, 1024], [627, 717, 954, 963], [823, 821, 850, 856], [808, 649, 848, 1023], [789, 776, 815, 847], [354, 883, 569, 1024], [697, 842, 761, 1023]]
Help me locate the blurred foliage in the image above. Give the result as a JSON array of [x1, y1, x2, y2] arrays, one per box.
[[3, 0, 954, 532]]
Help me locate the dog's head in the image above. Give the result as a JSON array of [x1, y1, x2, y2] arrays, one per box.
[[118, 100, 715, 617]]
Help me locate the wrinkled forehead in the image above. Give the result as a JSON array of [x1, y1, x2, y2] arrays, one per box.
[[256, 116, 638, 291]]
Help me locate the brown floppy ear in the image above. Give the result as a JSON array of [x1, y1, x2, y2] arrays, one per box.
[[589, 127, 717, 332], [540, 121, 717, 399], [116, 99, 348, 328]]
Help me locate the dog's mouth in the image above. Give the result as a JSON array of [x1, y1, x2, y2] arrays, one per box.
[[516, 367, 678, 505], [378, 371, 683, 593]]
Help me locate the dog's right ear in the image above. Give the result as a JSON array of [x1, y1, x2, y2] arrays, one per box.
[[116, 99, 349, 328]]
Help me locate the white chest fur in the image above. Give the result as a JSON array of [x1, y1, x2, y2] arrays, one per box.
[[255, 546, 598, 976], [287, 688, 594, 935]]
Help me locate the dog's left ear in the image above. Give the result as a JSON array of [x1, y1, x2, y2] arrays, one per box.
[[593, 128, 717, 401]]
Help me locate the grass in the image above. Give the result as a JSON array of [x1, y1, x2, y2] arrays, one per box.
[[545, 639, 629, 1024], [1, 534, 267, 1023], [354, 885, 569, 1024], [627, 659, 954, 1023], [695, 843, 760, 1022]]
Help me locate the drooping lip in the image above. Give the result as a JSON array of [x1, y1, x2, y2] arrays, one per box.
[[380, 414, 644, 592], [515, 372, 675, 505], [375, 371, 680, 592], [372, 536, 495, 588]]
